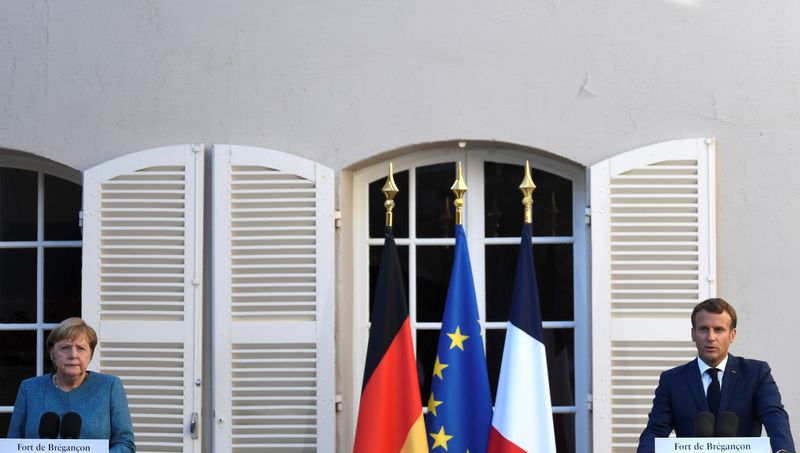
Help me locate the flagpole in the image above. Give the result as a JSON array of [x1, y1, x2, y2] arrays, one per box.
[[520, 160, 536, 225], [451, 161, 468, 226], [383, 162, 399, 227]]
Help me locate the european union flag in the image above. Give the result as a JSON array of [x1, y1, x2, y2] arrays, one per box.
[[425, 224, 493, 452]]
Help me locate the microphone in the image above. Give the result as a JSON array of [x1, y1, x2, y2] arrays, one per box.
[[693, 411, 715, 437], [38, 412, 61, 439], [60, 412, 82, 439], [715, 411, 739, 437]]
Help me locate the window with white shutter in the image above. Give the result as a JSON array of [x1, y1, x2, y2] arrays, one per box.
[[590, 138, 717, 453], [211, 145, 335, 452], [82, 144, 204, 453]]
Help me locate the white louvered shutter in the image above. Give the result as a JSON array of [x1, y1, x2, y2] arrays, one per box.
[[82, 145, 204, 453], [212, 145, 335, 452], [590, 138, 717, 453]]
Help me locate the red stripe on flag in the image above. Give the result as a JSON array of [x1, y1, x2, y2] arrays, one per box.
[[354, 317, 423, 453], [488, 425, 527, 453]]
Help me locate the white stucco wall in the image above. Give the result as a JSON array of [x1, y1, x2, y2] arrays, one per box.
[[3, 1, 796, 172], [3, 0, 800, 450]]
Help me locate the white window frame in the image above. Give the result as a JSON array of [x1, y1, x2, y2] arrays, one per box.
[[0, 151, 82, 418], [351, 144, 589, 452]]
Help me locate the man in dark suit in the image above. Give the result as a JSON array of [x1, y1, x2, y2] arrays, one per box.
[[638, 298, 794, 453]]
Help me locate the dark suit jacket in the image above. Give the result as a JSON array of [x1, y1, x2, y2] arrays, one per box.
[[637, 354, 794, 453]]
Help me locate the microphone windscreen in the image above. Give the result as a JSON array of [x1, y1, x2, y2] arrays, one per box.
[[715, 411, 739, 437], [38, 412, 61, 439], [693, 411, 715, 437], [60, 412, 82, 439]]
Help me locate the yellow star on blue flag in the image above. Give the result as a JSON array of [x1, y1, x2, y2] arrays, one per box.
[[447, 326, 469, 351]]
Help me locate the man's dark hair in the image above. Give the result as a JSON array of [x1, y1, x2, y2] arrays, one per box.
[[691, 298, 737, 329]]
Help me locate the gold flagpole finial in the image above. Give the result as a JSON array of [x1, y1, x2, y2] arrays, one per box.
[[382, 163, 399, 228], [519, 160, 536, 224], [451, 161, 468, 225]]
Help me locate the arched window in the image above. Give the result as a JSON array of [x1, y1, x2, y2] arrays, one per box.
[[0, 151, 82, 437], [352, 143, 589, 452]]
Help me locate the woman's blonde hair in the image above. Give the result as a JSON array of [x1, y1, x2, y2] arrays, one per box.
[[46, 317, 98, 355]]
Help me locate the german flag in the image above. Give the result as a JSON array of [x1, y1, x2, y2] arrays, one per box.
[[354, 227, 428, 453]]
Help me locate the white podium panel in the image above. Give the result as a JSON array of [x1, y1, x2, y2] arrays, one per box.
[[0, 439, 109, 453], [656, 437, 771, 453]]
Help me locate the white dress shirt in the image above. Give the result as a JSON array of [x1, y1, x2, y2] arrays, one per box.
[[697, 355, 729, 396]]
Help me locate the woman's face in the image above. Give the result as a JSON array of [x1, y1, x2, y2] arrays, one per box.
[[50, 334, 92, 379]]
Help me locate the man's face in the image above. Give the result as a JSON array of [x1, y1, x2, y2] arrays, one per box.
[[691, 309, 736, 367]]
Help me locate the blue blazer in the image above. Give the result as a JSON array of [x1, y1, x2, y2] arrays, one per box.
[[638, 354, 794, 453]]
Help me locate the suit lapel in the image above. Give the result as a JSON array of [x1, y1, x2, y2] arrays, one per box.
[[682, 359, 708, 411], [719, 354, 739, 413]]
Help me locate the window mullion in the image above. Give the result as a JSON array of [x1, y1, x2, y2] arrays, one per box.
[[408, 166, 418, 344], [465, 154, 488, 347], [36, 171, 44, 376], [0, 240, 82, 248]]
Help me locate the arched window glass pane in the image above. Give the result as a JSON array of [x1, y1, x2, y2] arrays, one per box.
[[0, 168, 37, 241], [544, 328, 576, 406], [416, 163, 455, 239], [484, 162, 573, 237], [43, 330, 55, 375], [414, 329, 440, 410], [485, 244, 574, 322], [0, 414, 10, 438], [554, 414, 576, 453], [415, 245, 453, 323], [44, 174, 82, 240], [0, 249, 37, 323], [535, 244, 575, 321], [0, 330, 36, 405], [44, 248, 82, 323]]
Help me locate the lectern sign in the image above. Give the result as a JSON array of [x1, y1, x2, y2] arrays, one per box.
[[0, 439, 109, 453], [655, 437, 771, 453]]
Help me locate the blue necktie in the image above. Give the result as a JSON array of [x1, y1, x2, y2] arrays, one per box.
[[707, 368, 721, 415]]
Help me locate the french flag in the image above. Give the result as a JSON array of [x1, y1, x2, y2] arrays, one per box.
[[488, 223, 557, 453]]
